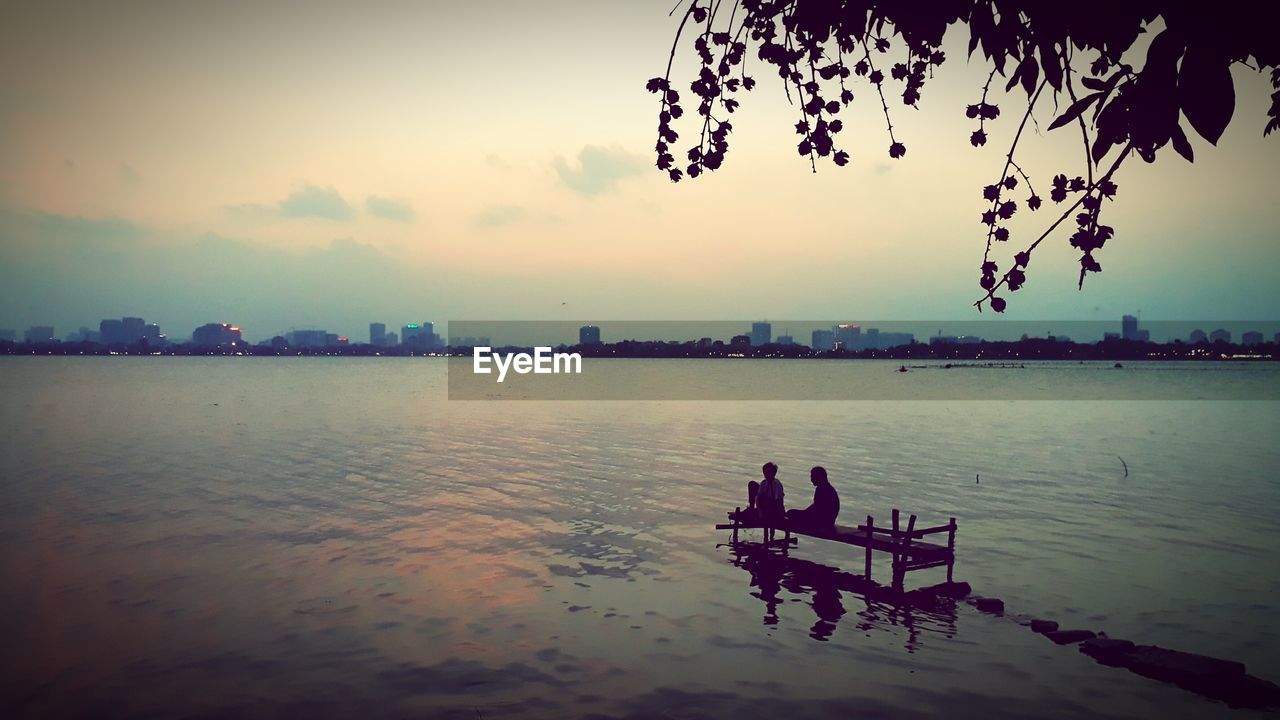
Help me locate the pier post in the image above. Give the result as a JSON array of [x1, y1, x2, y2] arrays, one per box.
[[732, 507, 740, 544], [947, 517, 957, 583], [864, 515, 874, 579], [893, 515, 916, 591]]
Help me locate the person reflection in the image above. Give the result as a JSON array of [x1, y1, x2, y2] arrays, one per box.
[[731, 544, 846, 637]]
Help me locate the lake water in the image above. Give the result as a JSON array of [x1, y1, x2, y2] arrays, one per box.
[[1, 357, 1278, 719]]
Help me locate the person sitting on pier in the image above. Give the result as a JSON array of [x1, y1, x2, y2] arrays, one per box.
[[755, 462, 786, 541], [728, 462, 786, 539], [785, 466, 839, 534]]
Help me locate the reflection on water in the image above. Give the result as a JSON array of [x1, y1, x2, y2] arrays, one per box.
[[726, 542, 958, 648], [1, 358, 1277, 719]]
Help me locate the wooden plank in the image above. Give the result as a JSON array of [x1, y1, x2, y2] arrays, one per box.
[[905, 559, 950, 571], [718, 519, 953, 561]]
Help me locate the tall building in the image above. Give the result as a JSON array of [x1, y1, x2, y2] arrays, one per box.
[[1121, 314, 1149, 342], [835, 323, 860, 350], [24, 326, 55, 343], [1241, 331, 1263, 346], [750, 322, 771, 347], [776, 335, 795, 346], [1189, 329, 1207, 344], [1209, 328, 1231, 344], [403, 322, 439, 349], [193, 323, 242, 346], [385, 331, 398, 347], [1275, 332, 1280, 346], [579, 325, 601, 345], [97, 317, 160, 345], [0, 329, 17, 342], [811, 329, 835, 351], [100, 318, 124, 344], [121, 317, 146, 343], [730, 334, 751, 349], [1122, 315, 1138, 340], [370, 323, 387, 346]]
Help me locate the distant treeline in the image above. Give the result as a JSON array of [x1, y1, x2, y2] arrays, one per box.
[[2, 337, 1276, 361]]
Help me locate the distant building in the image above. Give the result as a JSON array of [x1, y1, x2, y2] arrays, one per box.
[[402, 322, 439, 349], [776, 335, 795, 346], [579, 325, 601, 345], [1275, 332, 1280, 346], [121, 317, 146, 343], [66, 326, 100, 343], [811, 329, 835, 351], [0, 329, 15, 342], [24, 326, 54, 343], [100, 318, 124, 344], [193, 323, 242, 347], [1241, 331, 1264, 346], [750, 322, 771, 347], [385, 331, 398, 347], [1209, 328, 1231, 344], [834, 323, 860, 350], [730, 334, 751, 349], [1189, 329, 1207, 344], [370, 323, 387, 346], [1121, 314, 1149, 342], [696, 337, 714, 349], [97, 316, 160, 345], [286, 330, 330, 348], [1104, 332, 1121, 341]]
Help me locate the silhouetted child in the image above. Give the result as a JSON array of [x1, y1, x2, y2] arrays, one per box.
[[756, 462, 785, 541]]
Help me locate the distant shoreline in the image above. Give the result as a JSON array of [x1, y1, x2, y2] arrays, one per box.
[[2, 339, 1276, 362]]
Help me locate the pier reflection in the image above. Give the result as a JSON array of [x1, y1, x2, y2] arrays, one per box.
[[726, 543, 958, 650]]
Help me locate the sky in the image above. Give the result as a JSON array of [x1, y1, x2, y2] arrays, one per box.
[[1, 0, 1278, 342]]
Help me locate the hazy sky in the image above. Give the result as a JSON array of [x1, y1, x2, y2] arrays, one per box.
[[2, 0, 1278, 341]]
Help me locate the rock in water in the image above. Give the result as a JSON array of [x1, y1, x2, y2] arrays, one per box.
[[971, 597, 1003, 613], [1044, 629, 1096, 645], [1030, 619, 1059, 634]]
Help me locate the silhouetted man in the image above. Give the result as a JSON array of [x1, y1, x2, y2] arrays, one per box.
[[786, 466, 839, 534]]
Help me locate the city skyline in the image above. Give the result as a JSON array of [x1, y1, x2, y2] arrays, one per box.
[[8, 314, 1276, 350]]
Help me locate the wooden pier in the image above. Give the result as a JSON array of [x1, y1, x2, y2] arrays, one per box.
[[716, 508, 957, 590]]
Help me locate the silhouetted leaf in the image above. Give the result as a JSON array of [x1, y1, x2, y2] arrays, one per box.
[[1171, 123, 1194, 162], [1180, 44, 1235, 145], [1048, 93, 1101, 131]]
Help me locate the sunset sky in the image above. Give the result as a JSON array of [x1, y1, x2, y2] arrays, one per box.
[[2, 0, 1278, 341]]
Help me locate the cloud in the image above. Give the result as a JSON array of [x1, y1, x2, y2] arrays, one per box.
[[365, 195, 415, 223], [227, 184, 354, 221], [553, 145, 646, 197], [475, 204, 529, 227]]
